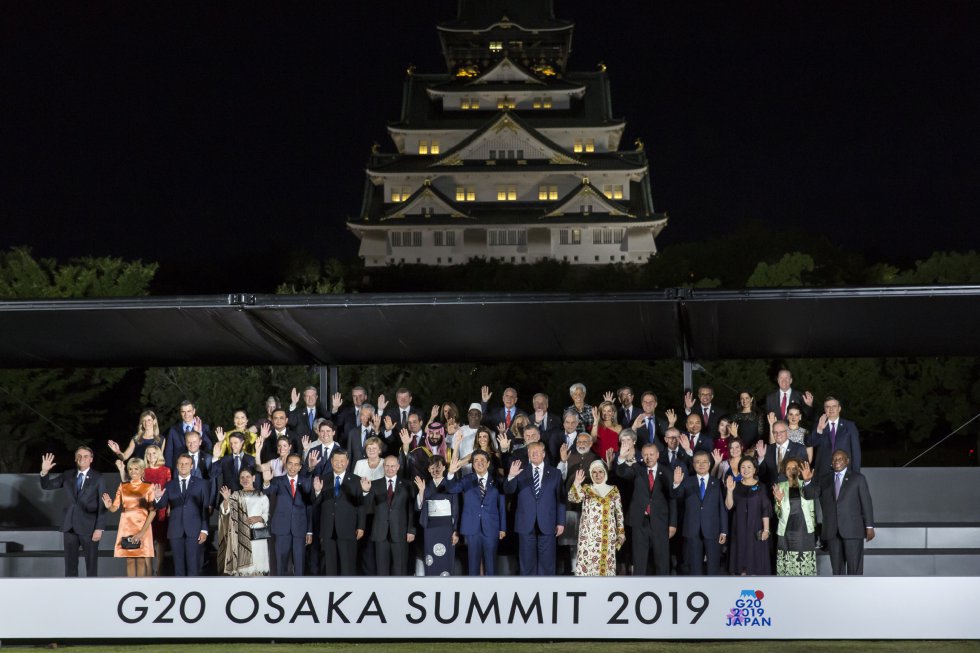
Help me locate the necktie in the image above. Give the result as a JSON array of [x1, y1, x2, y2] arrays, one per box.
[[703, 408, 710, 426], [669, 451, 675, 465], [834, 472, 842, 499], [184, 423, 191, 433], [691, 435, 698, 450], [479, 477, 487, 500], [290, 477, 296, 498], [76, 473, 84, 493], [181, 478, 187, 494], [699, 477, 706, 500], [533, 467, 541, 495], [362, 429, 368, 445], [645, 469, 654, 515], [234, 455, 241, 475], [387, 479, 394, 504], [830, 422, 838, 450], [192, 454, 198, 470], [777, 446, 784, 467], [506, 409, 512, 428], [334, 476, 341, 498], [401, 410, 408, 426], [308, 411, 315, 431], [646, 418, 654, 442], [780, 393, 788, 419], [626, 408, 631, 422]]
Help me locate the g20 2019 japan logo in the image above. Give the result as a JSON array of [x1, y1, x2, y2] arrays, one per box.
[[726, 589, 771, 627]]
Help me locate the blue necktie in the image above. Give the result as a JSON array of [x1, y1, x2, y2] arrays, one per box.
[[308, 411, 315, 431], [76, 473, 84, 493], [699, 477, 706, 500], [334, 476, 341, 498], [647, 418, 655, 442], [533, 467, 541, 495]]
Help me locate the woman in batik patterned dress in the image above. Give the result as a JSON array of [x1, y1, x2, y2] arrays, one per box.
[[567, 460, 625, 576]]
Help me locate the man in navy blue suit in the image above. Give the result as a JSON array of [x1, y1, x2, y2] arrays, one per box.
[[214, 432, 256, 494], [671, 451, 728, 575], [446, 450, 507, 575], [263, 453, 313, 576], [680, 413, 715, 457], [152, 454, 210, 576], [504, 441, 566, 576], [288, 385, 329, 443], [684, 386, 723, 437], [39, 448, 107, 577], [165, 400, 214, 468], [809, 396, 862, 480], [756, 420, 808, 487]]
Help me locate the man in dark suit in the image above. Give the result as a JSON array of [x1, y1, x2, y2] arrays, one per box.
[[306, 419, 344, 477], [385, 412, 424, 458], [659, 428, 692, 474], [288, 385, 329, 443], [671, 451, 728, 575], [39, 447, 107, 577], [548, 412, 581, 468], [152, 453, 210, 576], [263, 453, 313, 576], [617, 442, 677, 575], [311, 450, 363, 576], [481, 385, 527, 431], [808, 451, 875, 575], [630, 391, 672, 448], [684, 386, 723, 437], [765, 368, 814, 423], [214, 431, 256, 495], [756, 420, 808, 487], [330, 385, 368, 438], [616, 386, 637, 428], [446, 450, 507, 575], [346, 404, 378, 463], [165, 400, 214, 468], [361, 455, 415, 575], [680, 413, 715, 458], [503, 441, 566, 576], [381, 387, 424, 432], [529, 392, 561, 442], [264, 408, 299, 461], [809, 396, 862, 480]]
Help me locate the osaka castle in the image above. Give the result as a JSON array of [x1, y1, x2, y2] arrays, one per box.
[[347, 0, 668, 267]]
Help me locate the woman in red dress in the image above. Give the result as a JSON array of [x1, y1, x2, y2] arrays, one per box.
[[590, 400, 622, 459], [141, 444, 171, 575]]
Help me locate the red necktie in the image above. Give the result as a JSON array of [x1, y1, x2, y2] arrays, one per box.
[[780, 393, 788, 419], [645, 468, 654, 515], [505, 409, 512, 429], [387, 479, 394, 505], [290, 477, 296, 498]]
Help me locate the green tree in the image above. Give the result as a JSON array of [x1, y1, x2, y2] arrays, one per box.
[[0, 248, 157, 472]]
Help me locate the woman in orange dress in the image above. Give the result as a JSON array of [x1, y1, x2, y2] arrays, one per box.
[[142, 445, 171, 575], [102, 457, 156, 577]]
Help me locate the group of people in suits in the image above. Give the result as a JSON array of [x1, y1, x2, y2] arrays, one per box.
[[38, 369, 875, 578]]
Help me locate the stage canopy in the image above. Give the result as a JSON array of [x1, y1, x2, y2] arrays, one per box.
[[1, 286, 978, 367]]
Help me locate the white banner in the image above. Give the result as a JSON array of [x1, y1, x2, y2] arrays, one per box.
[[0, 577, 977, 640]]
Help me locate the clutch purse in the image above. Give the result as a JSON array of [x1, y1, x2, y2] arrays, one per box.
[[120, 536, 142, 549], [250, 526, 271, 541]]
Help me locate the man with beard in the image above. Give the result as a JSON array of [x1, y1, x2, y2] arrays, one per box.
[[401, 421, 452, 481]]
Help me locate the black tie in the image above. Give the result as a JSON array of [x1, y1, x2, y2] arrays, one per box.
[[181, 478, 187, 494]]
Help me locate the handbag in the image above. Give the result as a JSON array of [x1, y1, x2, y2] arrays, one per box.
[[120, 535, 142, 549], [250, 526, 271, 541]]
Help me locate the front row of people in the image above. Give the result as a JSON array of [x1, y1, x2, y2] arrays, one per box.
[[40, 435, 874, 577]]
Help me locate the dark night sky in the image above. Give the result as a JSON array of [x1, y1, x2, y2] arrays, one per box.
[[2, 1, 979, 290]]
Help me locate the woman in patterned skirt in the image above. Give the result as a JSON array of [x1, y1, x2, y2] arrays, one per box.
[[568, 460, 625, 576]]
